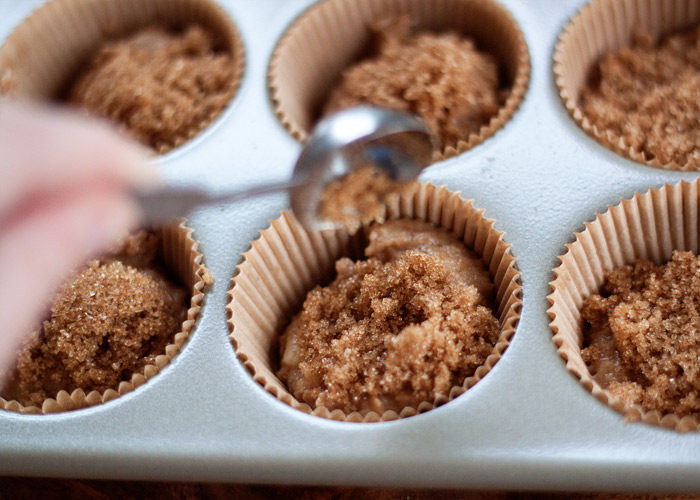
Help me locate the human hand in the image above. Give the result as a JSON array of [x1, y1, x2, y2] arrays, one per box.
[[0, 102, 156, 374]]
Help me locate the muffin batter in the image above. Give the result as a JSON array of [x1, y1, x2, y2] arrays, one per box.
[[581, 251, 700, 418], [580, 27, 700, 167], [322, 17, 503, 152], [1, 232, 187, 407], [69, 25, 236, 153], [278, 219, 499, 415]]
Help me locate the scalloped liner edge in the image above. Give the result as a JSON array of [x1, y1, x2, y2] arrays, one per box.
[[227, 181, 523, 423], [547, 180, 700, 433], [0, 220, 211, 415], [553, 0, 700, 172], [267, 0, 531, 162]]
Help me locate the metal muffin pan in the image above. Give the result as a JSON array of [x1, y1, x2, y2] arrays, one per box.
[[1, 0, 699, 491]]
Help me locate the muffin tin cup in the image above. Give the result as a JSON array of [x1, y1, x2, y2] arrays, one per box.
[[2, 0, 700, 489], [268, 0, 530, 162], [548, 179, 700, 433], [227, 182, 522, 423], [553, 0, 700, 171], [0, 220, 212, 415], [0, 0, 245, 153]]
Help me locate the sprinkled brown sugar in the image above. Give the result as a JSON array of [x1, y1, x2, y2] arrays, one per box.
[[1, 232, 187, 408], [580, 27, 700, 168], [68, 25, 236, 153], [581, 251, 700, 419], [318, 167, 417, 232], [322, 17, 503, 152], [278, 219, 499, 415]]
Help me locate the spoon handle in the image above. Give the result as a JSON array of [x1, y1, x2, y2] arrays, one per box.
[[134, 180, 298, 225]]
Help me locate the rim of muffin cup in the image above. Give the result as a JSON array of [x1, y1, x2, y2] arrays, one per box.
[[0, 0, 245, 155], [227, 182, 523, 423], [553, 0, 700, 171], [548, 180, 700, 433], [267, 0, 531, 163], [0, 221, 212, 415]]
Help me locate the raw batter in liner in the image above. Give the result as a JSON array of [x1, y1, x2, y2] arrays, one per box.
[[582, 251, 700, 419], [278, 219, 499, 415], [322, 17, 503, 152], [1, 232, 187, 408], [580, 27, 700, 167], [69, 25, 236, 153]]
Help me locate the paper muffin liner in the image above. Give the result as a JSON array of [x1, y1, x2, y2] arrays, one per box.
[[548, 180, 700, 432], [268, 0, 530, 163], [227, 182, 522, 422], [0, 221, 212, 415], [553, 0, 700, 171], [0, 0, 245, 152]]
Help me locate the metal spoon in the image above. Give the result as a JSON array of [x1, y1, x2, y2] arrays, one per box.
[[135, 106, 434, 230]]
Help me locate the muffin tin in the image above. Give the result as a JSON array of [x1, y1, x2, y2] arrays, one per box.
[[1, 0, 699, 491]]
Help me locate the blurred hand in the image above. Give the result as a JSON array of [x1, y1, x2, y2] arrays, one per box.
[[0, 102, 155, 374]]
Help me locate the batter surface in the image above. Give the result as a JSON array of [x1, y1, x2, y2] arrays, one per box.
[[323, 17, 503, 152], [582, 251, 700, 418], [278, 220, 499, 415], [2, 232, 187, 407], [69, 25, 236, 153], [580, 27, 700, 167]]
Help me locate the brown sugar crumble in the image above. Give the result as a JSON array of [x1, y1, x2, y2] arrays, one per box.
[[68, 25, 236, 153], [580, 27, 700, 167], [278, 219, 499, 415], [581, 251, 700, 419], [1, 232, 187, 408], [318, 167, 417, 232], [322, 17, 503, 152]]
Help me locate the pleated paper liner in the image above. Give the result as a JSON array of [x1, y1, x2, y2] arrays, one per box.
[[0, 221, 212, 415], [548, 180, 700, 432], [227, 182, 522, 422], [553, 0, 700, 171], [0, 0, 245, 153], [268, 0, 530, 163]]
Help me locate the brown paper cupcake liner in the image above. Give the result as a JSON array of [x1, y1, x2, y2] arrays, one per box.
[[553, 0, 700, 171], [0, 0, 245, 152], [0, 220, 212, 415], [227, 182, 522, 422], [268, 0, 530, 163], [548, 180, 700, 432]]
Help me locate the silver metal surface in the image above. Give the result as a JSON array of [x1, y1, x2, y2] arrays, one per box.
[[133, 181, 292, 225], [1, 0, 699, 492], [135, 106, 433, 227], [290, 106, 433, 229]]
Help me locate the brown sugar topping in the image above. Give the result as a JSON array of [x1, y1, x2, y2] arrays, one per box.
[[318, 167, 418, 232], [1, 232, 187, 408], [68, 25, 237, 153], [581, 251, 700, 418], [322, 17, 503, 152], [278, 219, 499, 415], [580, 28, 700, 167]]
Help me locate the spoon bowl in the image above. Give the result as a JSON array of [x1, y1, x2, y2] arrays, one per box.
[[135, 106, 434, 228], [290, 106, 434, 230]]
